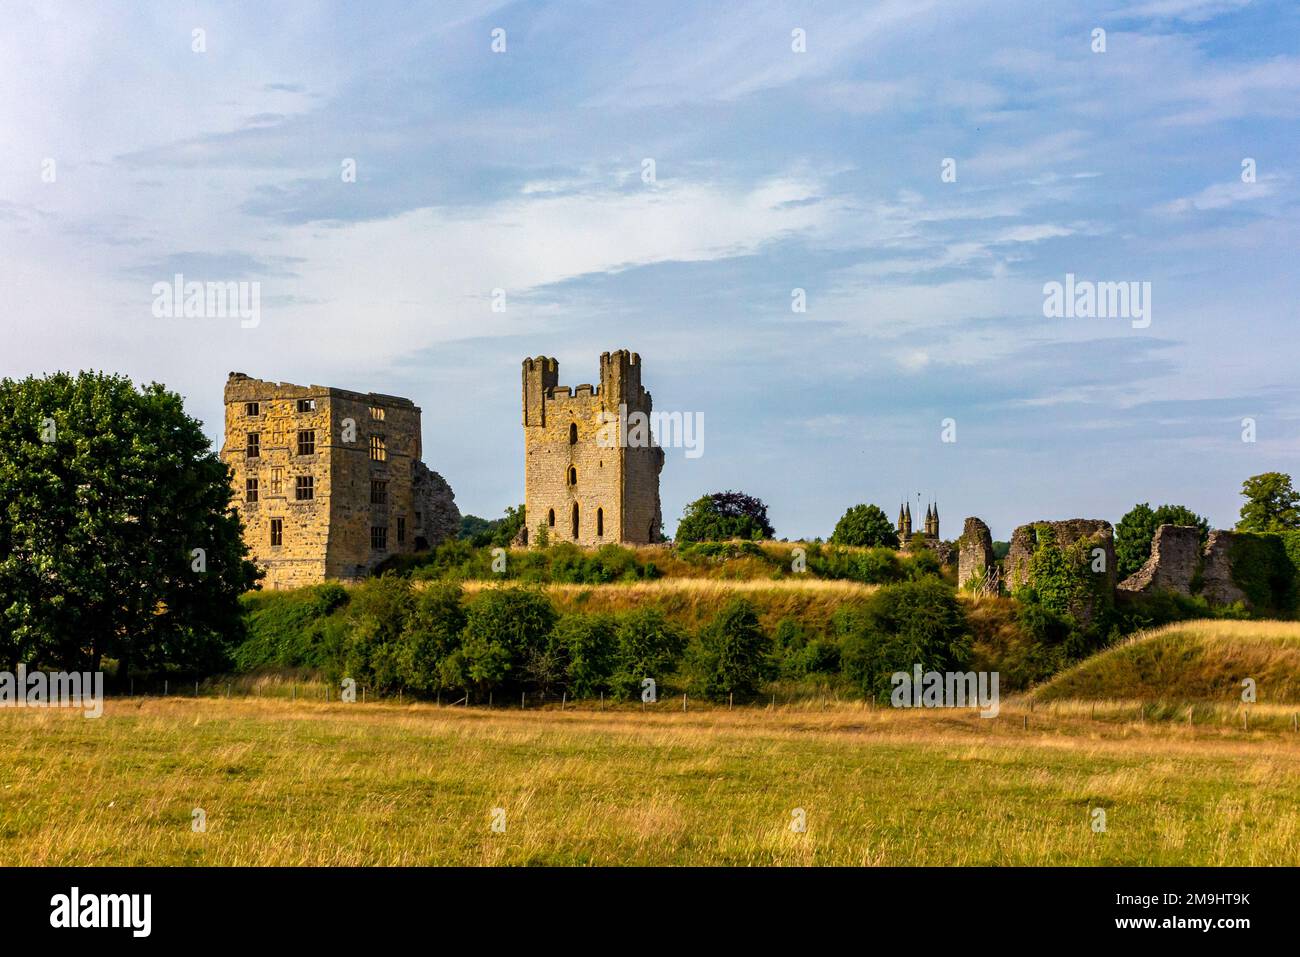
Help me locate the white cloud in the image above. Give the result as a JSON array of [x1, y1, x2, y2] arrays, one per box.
[[1153, 175, 1280, 214]]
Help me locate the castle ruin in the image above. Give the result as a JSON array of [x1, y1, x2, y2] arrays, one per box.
[[222, 373, 459, 589], [521, 350, 664, 546]]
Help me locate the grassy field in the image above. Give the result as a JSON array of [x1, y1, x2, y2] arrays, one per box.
[[3, 693, 1299, 866]]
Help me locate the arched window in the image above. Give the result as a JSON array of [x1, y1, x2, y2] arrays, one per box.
[[571, 502, 580, 539], [568, 466, 577, 486], [547, 508, 555, 527], [568, 422, 578, 445], [596, 507, 604, 537]]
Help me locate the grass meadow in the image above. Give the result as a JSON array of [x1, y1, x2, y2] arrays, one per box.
[[3, 691, 1299, 866]]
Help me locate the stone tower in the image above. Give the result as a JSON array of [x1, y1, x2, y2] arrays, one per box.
[[925, 503, 939, 538], [897, 502, 913, 539], [222, 373, 459, 589], [521, 350, 664, 546]]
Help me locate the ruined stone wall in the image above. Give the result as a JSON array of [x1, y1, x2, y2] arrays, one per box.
[[1006, 519, 1115, 592], [521, 351, 663, 546], [604, 351, 664, 543], [1117, 525, 1202, 596], [413, 463, 460, 549], [957, 517, 994, 591], [1200, 530, 1248, 607]]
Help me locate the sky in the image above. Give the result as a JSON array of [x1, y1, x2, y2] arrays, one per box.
[[2, 0, 1298, 540]]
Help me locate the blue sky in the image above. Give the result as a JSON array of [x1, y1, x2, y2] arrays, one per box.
[[2, 0, 1298, 539]]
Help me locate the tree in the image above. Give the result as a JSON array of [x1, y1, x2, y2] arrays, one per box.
[[458, 504, 526, 548], [837, 578, 971, 701], [691, 598, 771, 700], [553, 612, 618, 698], [830, 504, 899, 548], [0, 372, 260, 676], [674, 491, 774, 543], [343, 573, 415, 691], [1237, 472, 1300, 533], [610, 608, 686, 698], [1115, 502, 1209, 579], [399, 582, 466, 693], [459, 587, 557, 692]]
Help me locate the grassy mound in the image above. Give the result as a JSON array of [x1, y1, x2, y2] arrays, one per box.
[[1032, 619, 1300, 704]]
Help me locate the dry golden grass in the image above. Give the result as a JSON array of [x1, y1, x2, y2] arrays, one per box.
[[457, 578, 878, 596], [454, 577, 878, 633], [3, 694, 1299, 866], [1035, 619, 1300, 704]]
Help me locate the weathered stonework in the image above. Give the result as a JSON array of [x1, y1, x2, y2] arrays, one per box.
[[1200, 530, 1248, 607], [1006, 519, 1116, 592], [413, 463, 460, 550], [222, 373, 459, 589], [522, 350, 664, 546], [957, 517, 995, 591], [1117, 524, 1201, 595]]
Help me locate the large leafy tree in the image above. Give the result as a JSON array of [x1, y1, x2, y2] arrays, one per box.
[[0, 372, 260, 676], [1237, 472, 1300, 533], [830, 504, 900, 548], [1114, 502, 1209, 579], [674, 491, 774, 543]]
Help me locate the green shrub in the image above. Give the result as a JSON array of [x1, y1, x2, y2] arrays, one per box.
[[553, 612, 619, 698], [460, 587, 558, 692], [1229, 533, 1298, 616], [399, 582, 467, 693], [808, 547, 906, 584], [690, 598, 771, 700], [610, 608, 687, 699], [837, 579, 971, 701], [343, 573, 415, 692], [235, 584, 352, 671], [789, 638, 841, 677]]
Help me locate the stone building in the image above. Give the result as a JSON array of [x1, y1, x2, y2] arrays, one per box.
[[222, 373, 459, 589], [521, 350, 664, 546]]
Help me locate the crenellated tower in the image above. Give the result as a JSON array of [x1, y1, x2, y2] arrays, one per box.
[[521, 350, 664, 546]]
